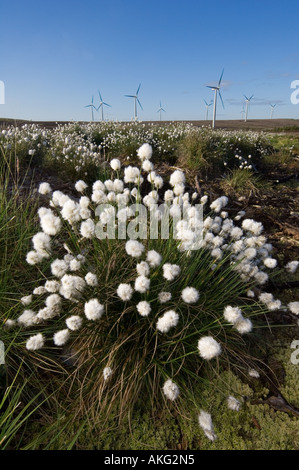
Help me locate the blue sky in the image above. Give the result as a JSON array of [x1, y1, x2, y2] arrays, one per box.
[[1, 0, 299, 121]]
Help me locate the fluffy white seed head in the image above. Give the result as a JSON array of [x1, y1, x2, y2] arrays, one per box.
[[38, 182, 52, 195], [198, 336, 222, 360], [198, 410, 217, 441], [162, 263, 181, 281], [66, 315, 83, 331], [84, 299, 104, 321], [156, 310, 179, 333], [75, 180, 88, 192], [134, 276, 150, 293], [146, 250, 162, 268], [136, 301, 151, 317], [125, 240, 145, 258], [227, 396, 241, 411], [181, 287, 199, 304], [53, 329, 70, 346], [117, 283, 133, 301], [103, 366, 113, 381], [223, 306, 243, 324], [163, 379, 180, 401], [158, 291, 172, 304], [110, 158, 121, 171], [26, 333, 44, 351], [85, 272, 98, 287]]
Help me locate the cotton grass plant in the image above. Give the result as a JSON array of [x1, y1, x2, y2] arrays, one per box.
[[3, 142, 295, 435]]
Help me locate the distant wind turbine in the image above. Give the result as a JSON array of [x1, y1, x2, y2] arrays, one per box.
[[243, 94, 254, 122], [85, 96, 97, 122], [97, 90, 111, 121], [206, 69, 225, 129], [270, 103, 276, 119], [125, 83, 143, 120], [157, 101, 166, 121], [204, 99, 213, 121]]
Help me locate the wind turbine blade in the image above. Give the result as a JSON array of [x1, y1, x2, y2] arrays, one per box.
[[249, 94, 254, 101], [206, 85, 217, 89], [204, 99, 208, 106], [218, 68, 224, 86], [137, 98, 143, 110], [98, 90, 103, 102], [103, 102, 111, 107], [136, 83, 141, 95], [244, 95, 249, 101], [219, 91, 225, 109], [125, 95, 135, 98]]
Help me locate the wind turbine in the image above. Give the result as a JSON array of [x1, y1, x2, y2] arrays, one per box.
[[206, 69, 225, 129], [204, 99, 213, 121], [157, 101, 166, 121], [85, 96, 97, 122], [97, 90, 111, 121], [270, 103, 276, 119], [243, 94, 254, 122], [125, 83, 143, 120]]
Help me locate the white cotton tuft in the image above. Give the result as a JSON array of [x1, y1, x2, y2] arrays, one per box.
[[80, 219, 95, 238], [223, 305, 243, 324], [38, 182, 52, 195], [181, 287, 199, 304], [85, 272, 98, 287], [84, 299, 104, 321], [66, 315, 83, 331], [75, 180, 88, 192], [285, 261, 299, 274], [198, 336, 222, 360], [21, 295, 33, 306], [53, 329, 70, 346], [134, 276, 150, 293], [158, 291, 172, 304], [163, 379, 180, 401], [136, 261, 150, 277], [263, 257, 277, 269], [125, 240, 145, 258], [26, 333, 44, 351], [103, 366, 113, 381], [110, 158, 121, 171], [169, 170, 185, 187], [156, 310, 179, 333], [198, 410, 217, 441], [117, 283, 133, 301], [227, 396, 241, 411], [234, 317, 253, 334], [136, 301, 151, 317], [137, 143, 153, 161], [146, 250, 162, 268], [162, 263, 181, 281], [288, 302, 299, 315]]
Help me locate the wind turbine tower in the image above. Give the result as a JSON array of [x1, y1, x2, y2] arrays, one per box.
[[97, 90, 111, 121], [206, 69, 225, 129], [85, 96, 97, 122], [204, 99, 213, 121], [125, 83, 143, 120], [270, 104, 276, 119], [244, 94, 254, 122], [157, 101, 166, 121]]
